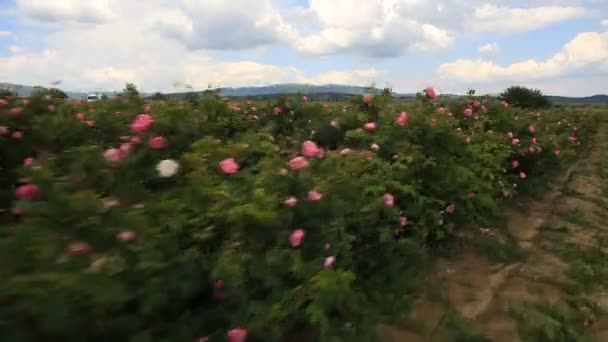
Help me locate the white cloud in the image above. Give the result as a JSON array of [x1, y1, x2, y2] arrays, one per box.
[[478, 43, 499, 56], [438, 31, 608, 82], [16, 0, 115, 24], [0, 31, 13, 38], [472, 4, 587, 33], [150, 0, 299, 50], [10, 0, 595, 58], [0, 14, 380, 92], [602, 19, 608, 26]]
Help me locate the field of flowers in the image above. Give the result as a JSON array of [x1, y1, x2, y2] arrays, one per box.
[[0, 87, 598, 341]]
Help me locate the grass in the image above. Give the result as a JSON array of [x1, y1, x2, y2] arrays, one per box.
[[471, 236, 526, 265], [565, 208, 587, 225], [509, 302, 594, 342], [433, 310, 490, 342]]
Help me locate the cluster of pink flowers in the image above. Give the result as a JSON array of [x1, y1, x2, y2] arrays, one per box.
[[131, 114, 154, 134]]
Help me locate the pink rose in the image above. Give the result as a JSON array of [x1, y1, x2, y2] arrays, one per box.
[[15, 184, 40, 200], [324, 256, 335, 268], [316, 148, 325, 159], [424, 87, 437, 100], [288, 156, 309, 171], [529, 146, 535, 153], [463, 108, 473, 117], [519, 172, 527, 179], [130, 114, 154, 134], [24, 157, 34, 167], [228, 328, 248, 342], [507, 132, 514, 139], [302, 96, 308, 102], [87, 121, 95, 127], [528, 125, 536, 133], [396, 112, 409, 126], [437, 107, 446, 114], [302, 140, 319, 158], [116, 231, 136, 242], [363, 95, 373, 104], [554, 150, 561, 156], [473, 101, 480, 107], [568, 136, 577, 144], [11, 107, 22, 117], [76, 112, 85, 120], [383, 193, 394, 207], [511, 138, 520, 146], [399, 216, 408, 226], [290, 229, 305, 247], [273, 107, 282, 114], [219, 158, 240, 174], [370, 143, 380, 152], [104, 148, 125, 162], [149, 136, 167, 149], [307, 190, 323, 201], [363, 122, 377, 132], [0, 126, 8, 135], [67, 241, 92, 256], [531, 137, 537, 144], [445, 204, 456, 214], [481, 105, 487, 113], [120, 142, 134, 155], [512, 160, 519, 169], [48, 104, 56, 112], [283, 197, 298, 208]]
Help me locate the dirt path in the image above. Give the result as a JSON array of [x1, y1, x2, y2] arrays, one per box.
[[379, 119, 608, 341]]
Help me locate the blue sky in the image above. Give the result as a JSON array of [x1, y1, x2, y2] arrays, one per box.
[[0, 0, 607, 95]]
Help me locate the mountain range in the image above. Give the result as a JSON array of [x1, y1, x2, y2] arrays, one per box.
[[1, 82, 607, 105]]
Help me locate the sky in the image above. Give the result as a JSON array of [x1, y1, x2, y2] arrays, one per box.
[[0, 0, 607, 96]]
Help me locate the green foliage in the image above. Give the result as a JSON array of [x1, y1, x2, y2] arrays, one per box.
[[0, 89, 598, 341], [500, 86, 552, 109]]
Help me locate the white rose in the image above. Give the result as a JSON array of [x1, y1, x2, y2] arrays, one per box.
[[157, 159, 179, 177]]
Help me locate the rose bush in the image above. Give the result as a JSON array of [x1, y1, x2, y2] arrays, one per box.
[[0, 87, 598, 341]]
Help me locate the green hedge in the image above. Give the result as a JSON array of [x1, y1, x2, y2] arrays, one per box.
[[0, 90, 597, 341]]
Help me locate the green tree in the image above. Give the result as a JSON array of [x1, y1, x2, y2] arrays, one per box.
[[500, 86, 551, 109]]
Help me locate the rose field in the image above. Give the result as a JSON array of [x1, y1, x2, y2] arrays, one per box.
[[0, 86, 605, 341]]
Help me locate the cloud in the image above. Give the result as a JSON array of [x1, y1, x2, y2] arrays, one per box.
[[292, 0, 458, 57], [602, 19, 608, 26], [10, 0, 596, 58], [15, 0, 115, 24], [150, 0, 298, 51], [472, 4, 587, 33], [437, 31, 608, 82], [0, 14, 381, 93], [478, 43, 499, 56], [0, 30, 13, 38]]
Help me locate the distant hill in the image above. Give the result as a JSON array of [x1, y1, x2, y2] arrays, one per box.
[[2, 82, 607, 104], [0, 82, 114, 99], [547, 95, 608, 105]]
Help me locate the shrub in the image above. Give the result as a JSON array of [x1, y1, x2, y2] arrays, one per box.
[[0, 90, 596, 341], [500, 86, 552, 109]]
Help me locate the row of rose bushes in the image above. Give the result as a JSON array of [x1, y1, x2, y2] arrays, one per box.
[[0, 88, 597, 341]]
